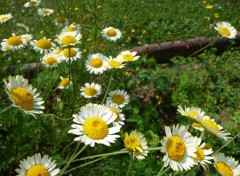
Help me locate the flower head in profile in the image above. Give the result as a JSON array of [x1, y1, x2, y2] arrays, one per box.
[[117, 50, 140, 62], [68, 103, 120, 147], [38, 8, 54, 16], [62, 23, 81, 33], [58, 77, 72, 89], [102, 27, 122, 41], [31, 37, 56, 54], [124, 130, 148, 160], [0, 13, 13, 24], [106, 89, 130, 108], [1, 33, 27, 51], [107, 56, 125, 69], [214, 21, 237, 39], [197, 115, 231, 141], [61, 47, 81, 62], [80, 83, 102, 98], [41, 53, 62, 68], [213, 153, 240, 176], [160, 124, 197, 171], [15, 153, 59, 176], [24, 0, 41, 8], [106, 103, 125, 126], [3, 75, 45, 117], [56, 31, 81, 46], [85, 53, 108, 74], [192, 137, 213, 170], [20, 34, 33, 43]]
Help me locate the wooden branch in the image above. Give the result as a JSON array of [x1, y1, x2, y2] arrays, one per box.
[[130, 32, 240, 63]]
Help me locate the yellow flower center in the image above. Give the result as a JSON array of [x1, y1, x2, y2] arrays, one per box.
[[61, 35, 77, 45], [192, 122, 202, 128], [219, 27, 231, 37], [54, 49, 63, 55], [108, 60, 121, 67], [216, 161, 233, 176], [84, 87, 97, 96], [26, 164, 50, 176], [83, 117, 109, 140], [109, 107, 120, 122], [7, 36, 23, 46], [56, 17, 66, 23], [10, 87, 34, 111], [35, 39, 52, 49], [44, 57, 57, 65], [43, 10, 51, 15], [29, 0, 37, 6], [112, 94, 125, 105], [106, 29, 117, 37], [194, 147, 205, 161], [123, 54, 134, 61], [63, 48, 77, 57], [60, 78, 70, 87], [167, 136, 186, 161], [90, 58, 103, 68], [66, 26, 76, 32], [124, 133, 143, 153], [202, 119, 220, 133]]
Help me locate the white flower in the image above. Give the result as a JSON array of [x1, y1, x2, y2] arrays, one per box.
[[102, 27, 122, 41], [61, 47, 81, 62], [1, 33, 27, 50], [0, 13, 13, 24], [15, 153, 59, 176], [106, 56, 125, 69], [106, 89, 130, 108], [56, 31, 81, 46], [214, 21, 237, 39], [85, 53, 108, 74], [68, 103, 120, 147], [177, 105, 205, 122], [24, 0, 41, 8], [31, 37, 56, 54], [117, 50, 140, 62], [80, 83, 101, 98], [38, 8, 54, 16], [41, 53, 63, 68], [106, 103, 125, 126], [3, 75, 45, 117], [160, 124, 197, 171], [58, 77, 72, 89]]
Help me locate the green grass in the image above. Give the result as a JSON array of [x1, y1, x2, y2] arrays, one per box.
[[0, 0, 240, 176]]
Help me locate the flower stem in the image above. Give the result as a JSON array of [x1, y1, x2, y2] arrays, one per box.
[[126, 153, 134, 176], [101, 72, 113, 104], [157, 166, 170, 176], [0, 105, 12, 115]]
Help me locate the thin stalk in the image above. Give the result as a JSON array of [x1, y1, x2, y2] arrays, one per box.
[[126, 153, 134, 176], [101, 72, 113, 104], [157, 166, 170, 176], [0, 105, 12, 115]]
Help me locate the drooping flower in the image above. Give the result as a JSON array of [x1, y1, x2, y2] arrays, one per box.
[[124, 130, 148, 160], [58, 77, 72, 89], [24, 0, 41, 8], [3, 75, 45, 117], [31, 37, 56, 54], [106, 89, 130, 108], [85, 53, 108, 74], [160, 124, 197, 171], [214, 21, 237, 39], [68, 103, 120, 147], [213, 153, 240, 176], [80, 83, 102, 98], [15, 153, 59, 176], [117, 50, 140, 62], [38, 8, 54, 16], [102, 27, 122, 41], [0, 13, 13, 24]]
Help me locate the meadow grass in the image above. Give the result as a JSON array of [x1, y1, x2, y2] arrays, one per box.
[[0, 0, 240, 176]]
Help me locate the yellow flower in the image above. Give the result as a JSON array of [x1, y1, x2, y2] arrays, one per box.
[[205, 5, 213, 9]]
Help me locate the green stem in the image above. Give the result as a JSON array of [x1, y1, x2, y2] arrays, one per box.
[[101, 72, 113, 104], [126, 153, 134, 176], [0, 105, 12, 115], [60, 145, 88, 175], [157, 166, 170, 176], [189, 37, 220, 57]]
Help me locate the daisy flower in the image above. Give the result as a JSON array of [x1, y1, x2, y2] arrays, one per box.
[[214, 21, 237, 39], [160, 124, 197, 171], [62, 23, 81, 33], [107, 56, 125, 69], [61, 47, 81, 62], [20, 34, 33, 43], [15, 153, 59, 176], [213, 153, 240, 176], [197, 115, 231, 140], [1, 44, 11, 51], [24, 0, 41, 8], [0, 13, 13, 24], [56, 31, 81, 46], [3, 75, 45, 117], [191, 122, 204, 132], [38, 8, 54, 16], [31, 37, 56, 54], [68, 103, 121, 147], [106, 103, 125, 126], [80, 83, 101, 98], [117, 50, 140, 62], [85, 53, 108, 74], [1, 33, 27, 50], [106, 89, 130, 108], [177, 105, 205, 122], [192, 137, 213, 170], [102, 27, 122, 41], [58, 77, 72, 89], [54, 16, 68, 27], [124, 130, 148, 160], [53, 48, 63, 56], [41, 53, 62, 68]]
